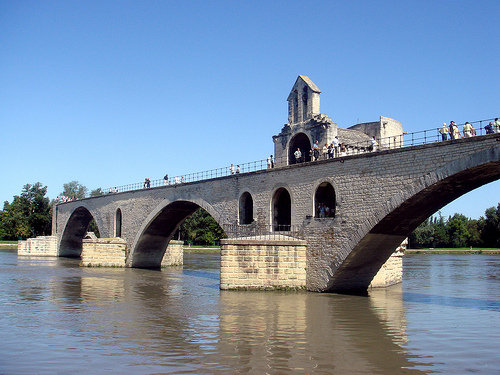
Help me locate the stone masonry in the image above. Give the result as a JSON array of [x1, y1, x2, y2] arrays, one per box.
[[51, 133, 500, 292], [18, 236, 58, 256], [49, 77, 500, 292], [220, 236, 307, 290]]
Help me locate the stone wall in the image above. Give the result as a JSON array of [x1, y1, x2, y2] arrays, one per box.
[[220, 236, 307, 290], [369, 240, 406, 288], [161, 240, 183, 267], [81, 237, 127, 267], [18, 236, 58, 256]]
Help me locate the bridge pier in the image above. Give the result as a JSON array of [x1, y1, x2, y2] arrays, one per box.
[[220, 236, 307, 290]]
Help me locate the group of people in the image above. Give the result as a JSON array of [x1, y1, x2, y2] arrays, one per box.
[[484, 118, 500, 134], [317, 202, 332, 218], [108, 187, 118, 193], [229, 164, 241, 174], [439, 119, 500, 140], [55, 195, 78, 203], [159, 174, 184, 186], [294, 136, 352, 164]]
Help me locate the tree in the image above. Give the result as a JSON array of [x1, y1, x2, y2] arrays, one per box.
[[178, 208, 226, 245], [0, 183, 52, 240], [61, 181, 87, 199], [447, 213, 470, 247], [90, 188, 104, 197], [481, 204, 500, 247]]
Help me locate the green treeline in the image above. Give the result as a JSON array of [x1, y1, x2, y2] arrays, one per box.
[[409, 206, 500, 249], [1, 182, 500, 248]]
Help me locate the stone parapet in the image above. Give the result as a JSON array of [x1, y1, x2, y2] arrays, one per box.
[[220, 235, 307, 290], [81, 237, 127, 267], [18, 236, 58, 256], [161, 240, 183, 267]]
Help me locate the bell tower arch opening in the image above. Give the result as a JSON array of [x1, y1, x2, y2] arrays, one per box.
[[315, 182, 336, 218], [239, 192, 254, 224], [289, 133, 312, 164], [272, 188, 291, 231]]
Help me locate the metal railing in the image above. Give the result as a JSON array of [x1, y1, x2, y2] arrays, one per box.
[[89, 117, 497, 196], [223, 223, 305, 239]]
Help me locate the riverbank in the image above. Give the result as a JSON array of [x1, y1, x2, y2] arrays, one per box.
[[0, 242, 17, 250], [183, 245, 220, 253]]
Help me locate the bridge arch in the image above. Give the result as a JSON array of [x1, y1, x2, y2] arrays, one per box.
[[59, 206, 100, 257], [288, 132, 312, 164], [327, 147, 500, 292], [130, 198, 227, 268]]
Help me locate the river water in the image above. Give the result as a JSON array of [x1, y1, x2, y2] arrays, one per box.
[[0, 250, 499, 374]]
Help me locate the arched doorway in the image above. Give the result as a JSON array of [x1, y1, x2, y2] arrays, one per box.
[[289, 133, 312, 165], [315, 182, 336, 218], [273, 188, 291, 231], [115, 208, 122, 237], [239, 192, 254, 224]]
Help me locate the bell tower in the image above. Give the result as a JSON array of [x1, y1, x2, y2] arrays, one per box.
[[287, 75, 321, 124], [274, 76, 337, 166]]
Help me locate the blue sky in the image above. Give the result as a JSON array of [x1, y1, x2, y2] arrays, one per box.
[[1, 0, 499, 219]]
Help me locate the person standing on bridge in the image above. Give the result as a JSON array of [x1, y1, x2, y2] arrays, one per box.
[[294, 148, 302, 163], [332, 136, 340, 158], [230, 164, 235, 174], [267, 155, 274, 168], [463, 122, 474, 138], [368, 136, 378, 151], [439, 123, 449, 141], [494, 118, 500, 133], [449, 121, 461, 139], [163, 174, 169, 185], [313, 141, 320, 161]]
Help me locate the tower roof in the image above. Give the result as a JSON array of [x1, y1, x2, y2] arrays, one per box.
[[288, 75, 321, 101], [295, 75, 321, 93]]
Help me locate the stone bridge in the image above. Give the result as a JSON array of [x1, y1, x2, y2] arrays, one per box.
[[49, 133, 500, 292]]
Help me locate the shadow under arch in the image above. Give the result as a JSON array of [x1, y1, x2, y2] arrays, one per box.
[[288, 132, 312, 164], [327, 147, 500, 293], [131, 199, 226, 268], [59, 206, 97, 258]]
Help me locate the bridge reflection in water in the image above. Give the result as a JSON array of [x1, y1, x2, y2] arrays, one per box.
[[18, 251, 424, 374]]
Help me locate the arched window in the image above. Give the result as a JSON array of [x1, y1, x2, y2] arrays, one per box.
[[239, 192, 254, 224], [115, 208, 122, 237], [273, 188, 291, 231], [302, 86, 308, 121], [315, 182, 336, 218], [288, 133, 312, 165]]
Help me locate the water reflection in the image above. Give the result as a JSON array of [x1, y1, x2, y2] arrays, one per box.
[[4, 251, 498, 373]]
